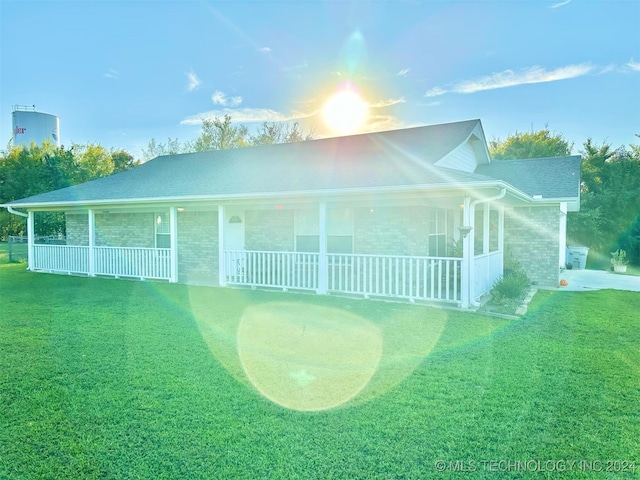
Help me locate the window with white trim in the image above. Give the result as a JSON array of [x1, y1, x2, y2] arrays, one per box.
[[427, 208, 447, 256], [155, 212, 170, 248], [489, 206, 500, 252], [295, 209, 319, 252], [327, 207, 353, 254], [295, 207, 354, 253], [474, 206, 484, 253]]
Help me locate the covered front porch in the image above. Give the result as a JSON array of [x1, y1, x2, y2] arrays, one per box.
[[24, 193, 505, 308]]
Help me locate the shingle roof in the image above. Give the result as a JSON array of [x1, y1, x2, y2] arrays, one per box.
[[4, 120, 581, 209], [475, 156, 582, 199], [8, 120, 495, 206]]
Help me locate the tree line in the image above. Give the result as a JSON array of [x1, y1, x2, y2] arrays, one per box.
[[1, 119, 638, 265], [141, 115, 314, 160]]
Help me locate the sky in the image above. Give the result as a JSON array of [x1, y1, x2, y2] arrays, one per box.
[[1, 0, 639, 159]]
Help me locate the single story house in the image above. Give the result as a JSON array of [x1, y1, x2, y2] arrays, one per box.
[[2, 119, 581, 308]]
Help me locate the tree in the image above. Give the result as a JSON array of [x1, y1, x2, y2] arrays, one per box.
[[568, 140, 640, 261], [250, 121, 315, 146], [111, 150, 139, 173], [489, 128, 573, 160], [72, 143, 114, 184], [141, 116, 315, 161], [193, 115, 250, 152], [579, 138, 616, 194], [0, 142, 137, 239], [141, 137, 190, 161]]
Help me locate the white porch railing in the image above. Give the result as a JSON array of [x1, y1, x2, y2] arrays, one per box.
[[474, 251, 503, 298], [31, 245, 172, 280], [224, 250, 461, 303], [224, 250, 319, 291], [33, 245, 89, 275], [328, 254, 461, 303], [94, 246, 171, 280]]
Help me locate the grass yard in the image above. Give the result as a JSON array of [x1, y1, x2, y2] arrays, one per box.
[[1, 247, 639, 479]]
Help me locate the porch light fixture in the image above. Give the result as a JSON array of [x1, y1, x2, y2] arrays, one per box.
[[458, 225, 473, 238], [156, 215, 162, 225]]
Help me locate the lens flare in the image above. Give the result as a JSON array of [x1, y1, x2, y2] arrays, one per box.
[[237, 302, 382, 411]]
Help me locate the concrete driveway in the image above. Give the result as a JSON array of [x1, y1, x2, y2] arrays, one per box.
[[559, 269, 640, 292]]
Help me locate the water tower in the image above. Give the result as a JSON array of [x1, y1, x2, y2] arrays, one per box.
[[11, 105, 60, 147]]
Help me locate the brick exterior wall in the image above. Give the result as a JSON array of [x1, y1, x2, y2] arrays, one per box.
[[95, 213, 155, 248], [503, 206, 560, 287], [65, 212, 156, 247], [354, 206, 431, 256], [245, 209, 294, 251], [177, 210, 218, 285], [66, 214, 88, 245]]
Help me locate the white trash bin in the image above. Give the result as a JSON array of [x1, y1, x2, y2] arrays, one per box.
[[566, 246, 589, 269]]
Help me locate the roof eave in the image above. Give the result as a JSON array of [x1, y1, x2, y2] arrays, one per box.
[[530, 197, 580, 212], [2, 180, 535, 210]]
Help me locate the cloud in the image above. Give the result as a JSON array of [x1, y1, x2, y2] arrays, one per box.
[[627, 59, 640, 71], [369, 97, 405, 108], [549, 0, 571, 8], [212, 90, 243, 107], [419, 101, 442, 107], [186, 70, 201, 91], [103, 69, 119, 80], [359, 114, 406, 134], [181, 108, 310, 126], [259, 46, 272, 53], [397, 68, 411, 77], [283, 61, 309, 72], [425, 63, 594, 96], [425, 86, 447, 97]]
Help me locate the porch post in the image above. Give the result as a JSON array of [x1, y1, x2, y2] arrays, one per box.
[[27, 211, 34, 271], [88, 209, 95, 276], [498, 205, 505, 253], [218, 205, 226, 286], [169, 207, 178, 283], [483, 203, 490, 255], [317, 201, 328, 294], [460, 196, 471, 308], [468, 203, 476, 306]]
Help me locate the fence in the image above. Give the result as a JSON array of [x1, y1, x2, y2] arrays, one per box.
[[8, 236, 66, 262]]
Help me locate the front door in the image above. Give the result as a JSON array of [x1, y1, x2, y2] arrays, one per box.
[[224, 208, 245, 280]]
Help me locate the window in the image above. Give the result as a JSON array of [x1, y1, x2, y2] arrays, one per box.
[[294, 207, 354, 254], [474, 206, 484, 253], [328, 207, 353, 254], [155, 212, 170, 248], [489, 207, 500, 252], [295, 209, 319, 252], [427, 208, 447, 256]]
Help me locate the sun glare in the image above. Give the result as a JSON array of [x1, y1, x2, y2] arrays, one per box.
[[322, 89, 368, 134]]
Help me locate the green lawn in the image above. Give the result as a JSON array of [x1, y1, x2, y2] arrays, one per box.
[[1, 247, 639, 479]]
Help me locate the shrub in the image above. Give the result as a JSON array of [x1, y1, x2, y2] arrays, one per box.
[[610, 249, 628, 266], [492, 269, 530, 305], [615, 215, 640, 266]]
